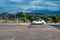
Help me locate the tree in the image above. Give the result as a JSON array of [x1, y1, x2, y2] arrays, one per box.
[[41, 16, 49, 22], [51, 15, 58, 23]]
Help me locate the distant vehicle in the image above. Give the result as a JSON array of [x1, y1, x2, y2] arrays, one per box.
[[32, 19, 46, 25]]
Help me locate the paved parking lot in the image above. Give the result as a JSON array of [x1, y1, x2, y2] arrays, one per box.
[[0, 23, 60, 40]]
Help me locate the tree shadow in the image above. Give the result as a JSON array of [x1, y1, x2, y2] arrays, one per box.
[[50, 25, 60, 30]]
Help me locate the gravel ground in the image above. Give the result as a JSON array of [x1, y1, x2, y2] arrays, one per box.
[[0, 24, 60, 40]]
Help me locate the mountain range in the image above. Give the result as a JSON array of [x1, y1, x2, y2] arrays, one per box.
[[32, 10, 60, 15]]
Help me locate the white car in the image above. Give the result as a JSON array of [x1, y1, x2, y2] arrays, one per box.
[[32, 19, 46, 25]]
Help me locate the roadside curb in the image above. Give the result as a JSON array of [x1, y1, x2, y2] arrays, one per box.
[[0, 23, 31, 25]]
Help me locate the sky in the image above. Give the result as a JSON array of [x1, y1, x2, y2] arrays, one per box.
[[0, 0, 60, 13]]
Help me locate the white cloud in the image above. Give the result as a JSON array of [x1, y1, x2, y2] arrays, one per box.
[[45, 1, 60, 6], [31, 5, 45, 9], [44, 1, 60, 11], [8, 4, 31, 12], [21, 5, 32, 10], [30, 0, 44, 6], [10, 0, 22, 2], [8, 0, 60, 11], [30, 0, 60, 11], [47, 7, 60, 11], [22, 10, 32, 13], [0, 0, 60, 13], [45, 2, 53, 5]]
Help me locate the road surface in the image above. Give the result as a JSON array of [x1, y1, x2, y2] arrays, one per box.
[[0, 23, 60, 40]]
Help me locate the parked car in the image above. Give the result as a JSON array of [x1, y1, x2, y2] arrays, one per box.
[[32, 19, 46, 25]]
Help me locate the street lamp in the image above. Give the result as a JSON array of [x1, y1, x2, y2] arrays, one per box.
[[15, 13, 18, 24]]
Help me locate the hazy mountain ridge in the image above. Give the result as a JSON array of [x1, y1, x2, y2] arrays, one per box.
[[33, 10, 60, 15], [0, 10, 60, 18]]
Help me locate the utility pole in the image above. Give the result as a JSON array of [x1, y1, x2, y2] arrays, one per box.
[[36, 6, 37, 17], [34, 6, 37, 18], [15, 13, 18, 24], [24, 8, 27, 23], [17, 18, 18, 24], [15, 13, 16, 23]]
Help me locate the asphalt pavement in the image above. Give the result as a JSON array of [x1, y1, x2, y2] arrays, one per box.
[[0, 23, 60, 40]]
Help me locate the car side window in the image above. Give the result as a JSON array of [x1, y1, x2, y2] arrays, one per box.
[[40, 20, 42, 21]]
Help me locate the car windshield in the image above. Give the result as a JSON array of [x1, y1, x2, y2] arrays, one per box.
[[39, 20, 42, 21]]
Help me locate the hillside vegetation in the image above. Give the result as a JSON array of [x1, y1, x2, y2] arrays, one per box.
[[0, 12, 60, 23]]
